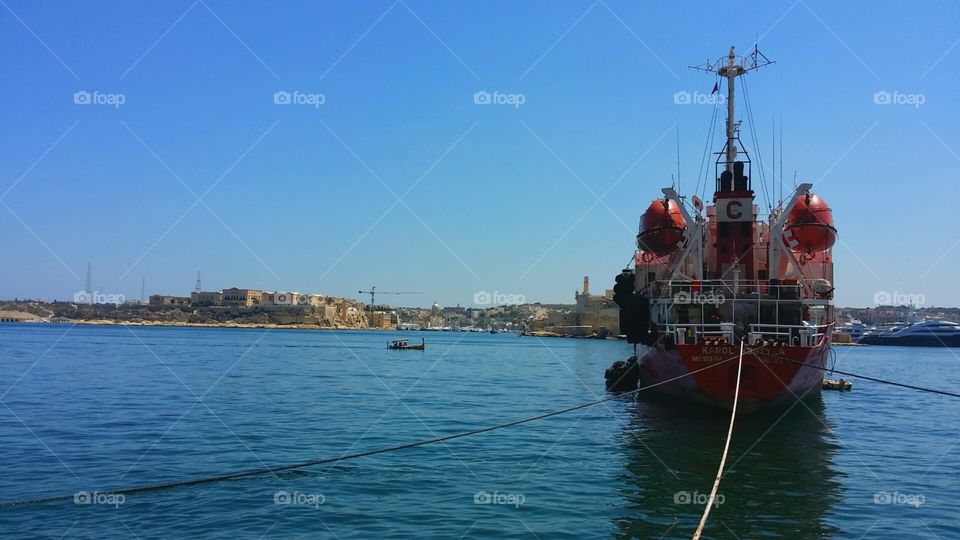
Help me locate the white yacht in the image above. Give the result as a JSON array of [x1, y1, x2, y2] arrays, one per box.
[[836, 317, 872, 342], [859, 319, 960, 347]]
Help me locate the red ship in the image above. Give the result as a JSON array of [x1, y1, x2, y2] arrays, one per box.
[[610, 46, 837, 413]]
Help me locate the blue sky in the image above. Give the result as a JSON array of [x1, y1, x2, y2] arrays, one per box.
[[1, 0, 958, 308]]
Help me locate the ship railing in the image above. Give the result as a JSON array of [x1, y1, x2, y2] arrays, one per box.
[[662, 323, 735, 346], [659, 322, 832, 347], [748, 323, 831, 347], [649, 279, 812, 302]]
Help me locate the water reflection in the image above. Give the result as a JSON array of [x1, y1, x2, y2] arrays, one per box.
[[613, 397, 843, 539]]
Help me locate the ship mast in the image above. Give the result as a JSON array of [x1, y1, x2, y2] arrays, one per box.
[[722, 47, 740, 172], [691, 45, 774, 174]]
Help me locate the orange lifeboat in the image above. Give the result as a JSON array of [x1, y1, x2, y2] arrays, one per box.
[[637, 199, 686, 256], [785, 193, 837, 253]]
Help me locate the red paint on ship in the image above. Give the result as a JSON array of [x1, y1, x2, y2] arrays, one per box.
[[637, 333, 831, 413]]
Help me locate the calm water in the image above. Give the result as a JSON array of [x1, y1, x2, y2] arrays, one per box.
[[0, 324, 958, 539]]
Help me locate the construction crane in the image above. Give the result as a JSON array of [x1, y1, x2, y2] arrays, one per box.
[[358, 286, 423, 311]]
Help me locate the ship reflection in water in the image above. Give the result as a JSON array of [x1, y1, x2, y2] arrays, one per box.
[[612, 396, 842, 539]]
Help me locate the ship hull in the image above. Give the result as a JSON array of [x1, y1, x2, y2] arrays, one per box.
[[636, 341, 830, 413]]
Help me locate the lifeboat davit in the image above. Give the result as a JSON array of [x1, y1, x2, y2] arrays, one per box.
[[785, 193, 837, 253], [637, 199, 686, 256]]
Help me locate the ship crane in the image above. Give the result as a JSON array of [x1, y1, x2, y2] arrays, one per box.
[[358, 286, 423, 311]]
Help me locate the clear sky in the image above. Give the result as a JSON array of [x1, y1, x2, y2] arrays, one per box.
[[1, 0, 958, 308]]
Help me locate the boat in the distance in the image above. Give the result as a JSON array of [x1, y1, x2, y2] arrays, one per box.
[[859, 320, 960, 347], [611, 46, 837, 413], [387, 338, 425, 350], [836, 317, 873, 342]]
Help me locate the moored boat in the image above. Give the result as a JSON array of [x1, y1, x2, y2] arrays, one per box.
[[387, 338, 425, 350], [859, 320, 960, 347], [611, 46, 837, 413], [836, 317, 873, 342]]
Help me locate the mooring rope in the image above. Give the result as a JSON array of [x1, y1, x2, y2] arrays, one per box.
[[692, 340, 745, 540], [781, 357, 960, 399], [8, 346, 956, 509], [2, 352, 746, 508]]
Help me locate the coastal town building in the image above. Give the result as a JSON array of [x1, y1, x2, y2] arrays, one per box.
[[319, 304, 338, 321], [261, 291, 298, 306], [527, 276, 619, 336], [427, 302, 444, 328], [190, 291, 223, 306], [367, 310, 392, 329], [441, 306, 467, 328], [149, 295, 191, 306], [221, 288, 262, 307], [299, 294, 326, 307], [128, 281, 622, 334], [572, 276, 620, 334]]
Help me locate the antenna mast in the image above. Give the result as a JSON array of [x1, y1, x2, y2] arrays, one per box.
[[690, 45, 774, 174], [676, 123, 681, 194], [84, 262, 93, 300]]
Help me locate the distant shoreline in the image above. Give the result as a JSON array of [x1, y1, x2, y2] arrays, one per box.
[[11, 319, 379, 331], [4, 319, 873, 343], [5, 319, 617, 338]]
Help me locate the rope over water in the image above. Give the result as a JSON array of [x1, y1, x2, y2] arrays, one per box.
[[5, 347, 960, 510], [692, 341, 745, 540], [2, 354, 745, 508], [782, 357, 960, 399]]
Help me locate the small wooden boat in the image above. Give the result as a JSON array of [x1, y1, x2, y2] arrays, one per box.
[[387, 338, 425, 350]]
